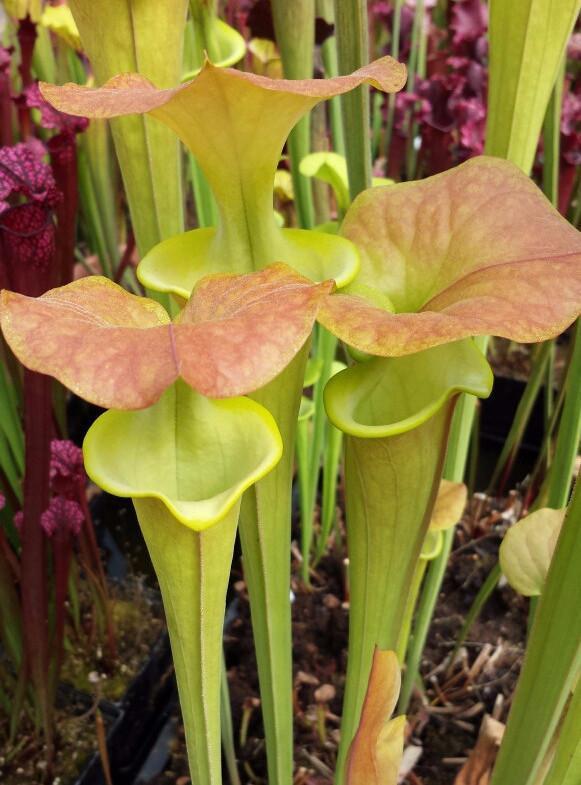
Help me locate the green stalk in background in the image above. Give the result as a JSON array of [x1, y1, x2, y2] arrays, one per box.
[[404, 0, 427, 180], [302, 327, 337, 583], [271, 0, 316, 228], [316, 0, 345, 155], [486, 0, 578, 174], [314, 361, 346, 566], [77, 120, 119, 280], [68, 0, 188, 256], [488, 341, 553, 495], [333, 0, 372, 199], [239, 347, 309, 784], [384, 0, 404, 163], [220, 654, 241, 785], [489, 480, 581, 785], [543, 58, 565, 207], [547, 320, 581, 508]]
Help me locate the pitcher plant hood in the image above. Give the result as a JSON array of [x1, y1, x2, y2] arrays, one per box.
[[39, 58, 406, 292], [83, 380, 282, 531], [0, 264, 334, 408], [318, 157, 581, 356]]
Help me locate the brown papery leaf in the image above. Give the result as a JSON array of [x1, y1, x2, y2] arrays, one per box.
[[346, 649, 405, 785], [430, 480, 468, 531], [454, 715, 505, 785]]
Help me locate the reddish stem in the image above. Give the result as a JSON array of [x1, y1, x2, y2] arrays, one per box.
[[21, 367, 53, 761], [48, 135, 79, 286], [2, 204, 56, 764], [114, 230, 136, 284], [559, 163, 577, 216], [0, 527, 21, 581], [0, 66, 13, 147], [16, 17, 36, 139]]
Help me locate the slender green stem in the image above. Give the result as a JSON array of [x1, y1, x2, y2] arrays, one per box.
[[542, 58, 564, 207], [190, 154, 219, 228], [302, 329, 337, 580], [220, 653, 241, 785], [77, 148, 115, 280], [184, 11, 222, 230], [396, 557, 428, 663], [488, 341, 552, 494], [398, 528, 455, 713], [271, 1, 316, 228], [384, 0, 404, 164], [239, 344, 310, 785], [313, 419, 343, 565], [189, 0, 221, 62], [317, 0, 345, 155], [0, 431, 22, 503], [448, 561, 501, 676], [0, 361, 24, 474], [547, 320, 581, 508], [405, 0, 427, 180], [297, 414, 313, 582], [333, 0, 372, 199], [489, 480, 581, 785], [544, 342, 555, 435]]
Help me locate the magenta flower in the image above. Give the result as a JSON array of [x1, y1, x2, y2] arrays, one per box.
[[40, 496, 84, 539], [50, 439, 86, 498], [0, 141, 61, 213], [450, 0, 488, 47]]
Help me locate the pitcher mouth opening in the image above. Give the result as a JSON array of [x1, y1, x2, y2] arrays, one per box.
[[324, 340, 493, 439], [82, 383, 282, 530]]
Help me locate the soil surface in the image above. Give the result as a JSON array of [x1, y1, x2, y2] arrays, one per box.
[[138, 492, 528, 785], [0, 578, 164, 785]]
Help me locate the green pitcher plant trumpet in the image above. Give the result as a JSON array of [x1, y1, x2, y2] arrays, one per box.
[[319, 156, 581, 781], [0, 262, 333, 785], [0, 264, 327, 785], [325, 339, 494, 780], [83, 382, 282, 785]]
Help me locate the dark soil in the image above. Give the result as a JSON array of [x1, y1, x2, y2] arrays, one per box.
[[139, 493, 528, 785], [0, 578, 164, 785]]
